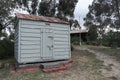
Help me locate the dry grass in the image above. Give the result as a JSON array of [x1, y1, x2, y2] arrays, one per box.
[[87, 46, 120, 62], [0, 49, 110, 80]]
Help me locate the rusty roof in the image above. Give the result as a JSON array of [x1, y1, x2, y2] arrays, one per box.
[[16, 13, 68, 24]]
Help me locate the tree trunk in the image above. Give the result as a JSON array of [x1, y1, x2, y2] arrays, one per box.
[[115, 0, 120, 19]]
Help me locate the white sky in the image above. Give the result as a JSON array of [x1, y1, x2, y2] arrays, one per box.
[[74, 0, 93, 28]]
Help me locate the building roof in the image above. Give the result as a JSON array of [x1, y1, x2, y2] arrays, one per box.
[[16, 13, 68, 24], [70, 29, 88, 34]]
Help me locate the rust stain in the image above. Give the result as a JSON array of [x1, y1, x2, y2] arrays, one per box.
[[16, 13, 68, 24]]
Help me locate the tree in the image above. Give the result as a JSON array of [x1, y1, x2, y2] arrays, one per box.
[[102, 30, 120, 47], [69, 19, 81, 30], [84, 0, 120, 46], [110, 0, 120, 29], [0, 38, 14, 59], [87, 25, 98, 42], [15, 0, 38, 15], [84, 0, 115, 45], [16, 0, 78, 20], [38, 0, 52, 16], [0, 0, 15, 32], [74, 20, 81, 28], [84, 0, 120, 30], [38, 0, 57, 17], [0, 0, 15, 59], [57, 0, 78, 20], [38, 0, 78, 20], [15, 0, 56, 16], [31, 0, 39, 15]]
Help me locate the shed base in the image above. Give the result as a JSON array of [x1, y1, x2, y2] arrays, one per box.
[[41, 60, 73, 73], [10, 60, 73, 73], [15, 59, 70, 68], [10, 64, 41, 74]]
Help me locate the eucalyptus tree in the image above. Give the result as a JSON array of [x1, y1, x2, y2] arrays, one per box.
[[84, 0, 120, 45], [38, 0, 56, 17], [110, 0, 120, 29], [57, 0, 78, 20], [16, 0, 78, 20], [0, 0, 15, 33], [84, 0, 113, 44]]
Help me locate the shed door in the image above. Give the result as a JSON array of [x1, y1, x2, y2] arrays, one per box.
[[42, 28, 53, 60]]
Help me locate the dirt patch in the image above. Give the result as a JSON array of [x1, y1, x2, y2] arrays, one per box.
[[78, 56, 90, 63], [95, 52, 120, 80], [74, 45, 120, 80]]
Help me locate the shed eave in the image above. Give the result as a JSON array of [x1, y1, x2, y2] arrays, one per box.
[[18, 18, 69, 25]]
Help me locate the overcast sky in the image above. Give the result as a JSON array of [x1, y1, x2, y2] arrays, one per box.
[[74, 0, 93, 28]]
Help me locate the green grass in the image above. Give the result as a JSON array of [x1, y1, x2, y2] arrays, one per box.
[[0, 50, 109, 80], [88, 46, 120, 62]]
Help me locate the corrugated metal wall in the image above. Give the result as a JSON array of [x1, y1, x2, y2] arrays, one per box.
[[15, 20, 70, 63], [52, 23, 71, 59], [14, 22, 19, 62], [20, 20, 42, 63]]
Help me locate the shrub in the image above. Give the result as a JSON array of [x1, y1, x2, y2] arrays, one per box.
[[71, 36, 80, 45], [0, 38, 14, 59]]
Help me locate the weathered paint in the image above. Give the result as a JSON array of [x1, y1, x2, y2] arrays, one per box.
[[15, 14, 71, 64]]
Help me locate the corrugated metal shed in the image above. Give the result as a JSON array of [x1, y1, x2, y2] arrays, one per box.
[[14, 13, 71, 64]]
